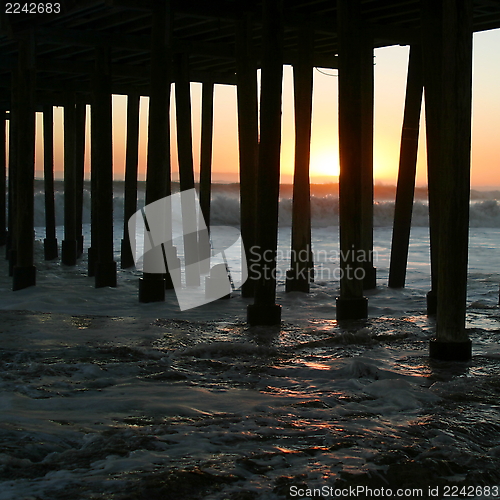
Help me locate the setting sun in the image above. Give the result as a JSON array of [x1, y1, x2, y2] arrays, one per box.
[[310, 150, 340, 179]]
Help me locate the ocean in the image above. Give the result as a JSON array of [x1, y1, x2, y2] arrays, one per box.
[[1, 182, 500, 499]]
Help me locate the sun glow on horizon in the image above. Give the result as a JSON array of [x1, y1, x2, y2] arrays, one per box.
[[309, 150, 340, 179], [32, 31, 500, 189]]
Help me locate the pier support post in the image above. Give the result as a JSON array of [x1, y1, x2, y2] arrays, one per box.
[[388, 45, 423, 288], [12, 35, 36, 291], [198, 80, 214, 275], [7, 71, 18, 269], [175, 53, 200, 287], [121, 93, 140, 269], [88, 100, 97, 277], [422, 0, 443, 316], [335, 0, 368, 320], [247, 0, 284, 326], [139, 0, 172, 302], [429, 0, 473, 361], [43, 105, 58, 260], [0, 111, 6, 247], [75, 100, 86, 258], [286, 26, 314, 294], [361, 35, 376, 290], [92, 48, 117, 288], [236, 14, 259, 298], [62, 93, 78, 266]]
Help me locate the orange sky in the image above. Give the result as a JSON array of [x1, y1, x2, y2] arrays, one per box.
[[35, 28, 500, 188]]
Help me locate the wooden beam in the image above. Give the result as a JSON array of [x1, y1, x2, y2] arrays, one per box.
[[247, 0, 284, 326], [360, 33, 376, 290], [198, 80, 214, 275], [421, 0, 443, 315], [431, 0, 473, 361], [366, 23, 419, 45], [175, 53, 200, 287], [42, 104, 58, 260], [237, 14, 259, 298], [6, 70, 18, 267], [18, 48, 338, 76], [335, 0, 368, 320], [61, 92, 78, 266], [0, 103, 6, 246], [139, 0, 172, 302], [388, 45, 423, 288], [286, 26, 314, 294], [285, 53, 338, 69], [36, 26, 235, 58], [75, 101, 86, 257], [112, 0, 421, 45], [12, 34, 36, 290], [88, 87, 98, 277], [36, 26, 150, 52], [92, 47, 117, 288], [112, 0, 247, 20], [121, 93, 140, 269], [0, 69, 237, 92]]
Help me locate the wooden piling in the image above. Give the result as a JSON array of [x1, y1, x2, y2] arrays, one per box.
[[175, 53, 200, 287], [88, 99, 97, 277], [62, 93, 78, 266], [7, 71, 18, 268], [430, 0, 473, 361], [121, 93, 140, 269], [247, 0, 284, 326], [361, 35, 376, 290], [286, 26, 314, 294], [198, 81, 214, 274], [388, 45, 423, 288], [236, 14, 259, 298], [0, 111, 6, 247], [75, 101, 86, 258], [12, 35, 36, 291], [421, 0, 443, 316], [92, 47, 117, 288], [43, 105, 58, 260], [335, 0, 368, 320], [139, 0, 172, 302]]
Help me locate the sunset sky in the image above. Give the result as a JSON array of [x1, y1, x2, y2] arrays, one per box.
[[36, 28, 500, 188]]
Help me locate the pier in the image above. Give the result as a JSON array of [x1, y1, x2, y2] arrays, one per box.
[[1, 0, 499, 361]]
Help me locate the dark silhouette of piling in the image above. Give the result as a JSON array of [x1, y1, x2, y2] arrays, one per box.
[[7, 70, 18, 271], [286, 26, 314, 294], [247, 0, 284, 326], [62, 93, 78, 266], [335, 0, 368, 320], [236, 14, 259, 299], [421, 0, 443, 316], [388, 45, 423, 288], [361, 34, 376, 290], [198, 81, 214, 274], [429, 0, 473, 361], [42, 105, 58, 261], [121, 93, 140, 269], [0, 110, 7, 247], [75, 101, 86, 258], [12, 35, 36, 291], [175, 53, 200, 287], [88, 95, 97, 277], [92, 47, 117, 288], [139, 0, 172, 302]]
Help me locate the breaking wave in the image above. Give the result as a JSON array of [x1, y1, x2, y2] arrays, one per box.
[[32, 181, 500, 228]]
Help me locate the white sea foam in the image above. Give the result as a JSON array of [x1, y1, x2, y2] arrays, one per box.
[[1, 183, 500, 498], [32, 184, 500, 229]]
